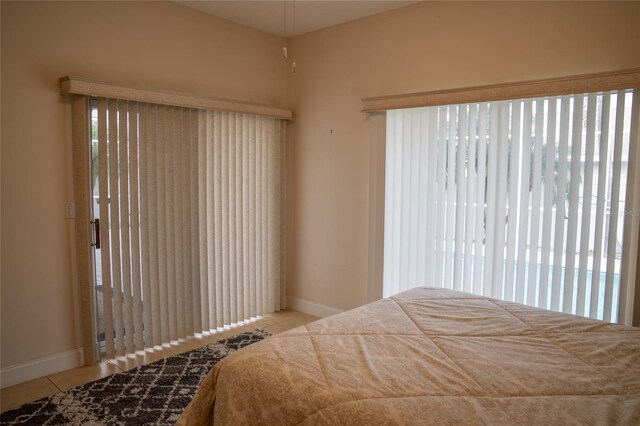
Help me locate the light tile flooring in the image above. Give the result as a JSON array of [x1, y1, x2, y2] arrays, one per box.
[[0, 310, 319, 413]]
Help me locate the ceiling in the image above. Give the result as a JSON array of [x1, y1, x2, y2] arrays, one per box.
[[175, 1, 420, 37]]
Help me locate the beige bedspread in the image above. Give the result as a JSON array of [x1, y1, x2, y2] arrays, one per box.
[[179, 287, 640, 425]]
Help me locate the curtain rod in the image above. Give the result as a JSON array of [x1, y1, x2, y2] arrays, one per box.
[[362, 68, 640, 112], [59, 76, 293, 120]]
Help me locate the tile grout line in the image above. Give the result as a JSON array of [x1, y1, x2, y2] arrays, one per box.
[[45, 376, 62, 393], [106, 359, 124, 372]]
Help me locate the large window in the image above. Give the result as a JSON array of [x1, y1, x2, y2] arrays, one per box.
[[382, 89, 639, 323]]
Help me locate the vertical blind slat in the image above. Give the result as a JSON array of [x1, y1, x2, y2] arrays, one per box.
[[416, 110, 427, 289], [242, 116, 251, 316], [157, 106, 169, 343], [108, 100, 125, 356], [382, 114, 392, 297], [255, 118, 264, 312], [551, 96, 571, 312], [221, 112, 231, 326], [392, 112, 402, 295], [280, 121, 288, 310], [261, 117, 270, 313], [128, 102, 144, 351], [199, 109, 211, 332], [444, 107, 457, 289], [211, 110, 221, 329], [406, 111, 415, 291], [563, 95, 584, 313], [463, 106, 476, 294], [182, 109, 194, 337], [383, 113, 393, 296], [527, 100, 545, 305], [483, 103, 499, 297], [227, 113, 237, 324], [425, 110, 438, 287], [138, 104, 153, 347], [148, 105, 161, 346], [249, 117, 258, 316], [190, 109, 202, 334], [139, 103, 154, 348], [408, 110, 420, 289], [174, 108, 185, 340], [166, 107, 177, 341], [272, 120, 282, 312], [433, 109, 446, 289], [474, 104, 488, 295], [399, 112, 410, 294], [118, 101, 134, 354], [505, 101, 521, 302], [263, 118, 269, 312], [492, 102, 509, 299], [98, 99, 115, 359], [589, 93, 611, 318], [576, 94, 597, 316], [227, 114, 236, 323], [453, 106, 467, 292], [267, 119, 278, 313], [604, 91, 626, 322], [236, 115, 246, 318]]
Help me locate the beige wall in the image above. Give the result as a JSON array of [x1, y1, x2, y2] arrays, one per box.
[[0, 0, 288, 368], [289, 1, 640, 310], [3, 0, 640, 371]]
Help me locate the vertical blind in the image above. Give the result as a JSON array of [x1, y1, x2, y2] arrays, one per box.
[[383, 89, 638, 323], [94, 98, 287, 358]]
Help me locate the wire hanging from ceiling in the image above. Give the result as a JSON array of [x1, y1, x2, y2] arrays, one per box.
[[291, 0, 296, 73], [281, 0, 296, 73], [282, 0, 287, 58]]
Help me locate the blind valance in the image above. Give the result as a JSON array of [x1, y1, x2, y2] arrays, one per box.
[[362, 69, 640, 113], [60, 76, 293, 120]]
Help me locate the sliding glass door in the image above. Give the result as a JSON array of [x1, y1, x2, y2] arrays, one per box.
[[88, 97, 287, 358]]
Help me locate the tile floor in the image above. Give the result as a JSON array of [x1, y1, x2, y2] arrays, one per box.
[[0, 310, 319, 413]]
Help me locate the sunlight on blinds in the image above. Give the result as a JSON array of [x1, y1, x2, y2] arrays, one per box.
[[383, 90, 638, 323], [94, 100, 286, 357]]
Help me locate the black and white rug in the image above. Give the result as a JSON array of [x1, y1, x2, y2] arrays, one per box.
[[0, 329, 269, 425]]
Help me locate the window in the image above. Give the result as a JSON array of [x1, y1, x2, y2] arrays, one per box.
[[380, 88, 639, 323]]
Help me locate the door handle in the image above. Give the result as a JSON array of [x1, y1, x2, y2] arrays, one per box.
[[92, 219, 101, 249]]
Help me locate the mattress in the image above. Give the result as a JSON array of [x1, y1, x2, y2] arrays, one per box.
[[178, 287, 640, 425]]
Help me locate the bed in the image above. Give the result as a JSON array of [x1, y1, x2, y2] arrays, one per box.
[[178, 287, 640, 425]]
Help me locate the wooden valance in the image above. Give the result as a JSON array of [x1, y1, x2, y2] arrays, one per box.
[[362, 68, 640, 112], [60, 76, 292, 120]]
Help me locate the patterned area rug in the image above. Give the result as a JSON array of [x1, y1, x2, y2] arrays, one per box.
[[0, 329, 269, 425]]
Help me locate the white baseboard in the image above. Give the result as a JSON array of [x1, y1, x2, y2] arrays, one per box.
[[1, 348, 84, 389], [287, 296, 344, 318]]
